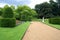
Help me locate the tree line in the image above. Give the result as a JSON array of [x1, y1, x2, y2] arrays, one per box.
[[0, 5, 37, 21], [35, 0, 60, 19], [0, 0, 60, 22]]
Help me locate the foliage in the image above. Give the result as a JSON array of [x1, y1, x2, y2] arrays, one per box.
[[57, 0, 60, 4], [44, 19, 60, 30], [0, 5, 16, 27], [35, 0, 60, 18], [0, 8, 3, 16], [49, 17, 60, 24], [49, 0, 58, 16], [35, 2, 52, 18], [0, 22, 30, 40], [2, 6, 14, 18], [16, 5, 37, 21], [15, 12, 20, 20], [0, 18, 16, 27], [10, 5, 15, 10]]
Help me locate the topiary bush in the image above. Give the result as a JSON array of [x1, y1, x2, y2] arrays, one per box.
[[0, 18, 16, 27], [49, 17, 60, 24], [0, 6, 16, 27], [2, 6, 14, 18]]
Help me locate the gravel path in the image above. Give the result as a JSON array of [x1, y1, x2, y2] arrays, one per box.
[[22, 22, 60, 40]]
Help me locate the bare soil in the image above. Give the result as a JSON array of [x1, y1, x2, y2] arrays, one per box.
[[22, 21, 60, 40], [16, 20, 20, 24]]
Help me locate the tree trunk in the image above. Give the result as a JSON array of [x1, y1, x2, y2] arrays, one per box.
[[42, 16, 44, 22]]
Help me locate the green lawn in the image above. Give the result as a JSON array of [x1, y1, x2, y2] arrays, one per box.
[[0, 22, 30, 40], [32, 18, 42, 21], [44, 19, 60, 30], [33, 19, 60, 30]]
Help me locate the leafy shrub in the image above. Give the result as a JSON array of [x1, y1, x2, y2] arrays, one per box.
[[0, 18, 16, 27], [19, 10, 36, 21], [0, 10, 3, 16], [14, 13, 20, 20], [16, 5, 37, 21], [49, 17, 60, 24], [2, 6, 14, 18]]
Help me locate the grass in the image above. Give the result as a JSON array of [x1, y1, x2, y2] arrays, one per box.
[[0, 21, 30, 40], [33, 18, 60, 30], [32, 18, 42, 21], [44, 19, 60, 30]]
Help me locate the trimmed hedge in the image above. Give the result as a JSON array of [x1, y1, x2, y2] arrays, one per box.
[[0, 18, 16, 27], [49, 18, 60, 24], [2, 7, 14, 18]]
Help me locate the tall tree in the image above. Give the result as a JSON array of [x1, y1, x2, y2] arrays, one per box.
[[49, 0, 58, 16], [35, 2, 52, 22], [56, 0, 60, 16], [16, 5, 37, 21], [35, 4, 40, 18], [10, 5, 15, 11], [57, 0, 60, 4], [0, 8, 3, 16]]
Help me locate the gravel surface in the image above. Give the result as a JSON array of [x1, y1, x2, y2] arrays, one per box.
[[22, 21, 60, 40]]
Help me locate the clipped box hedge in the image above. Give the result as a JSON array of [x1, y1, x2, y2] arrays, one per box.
[[0, 18, 16, 27], [49, 17, 60, 24]]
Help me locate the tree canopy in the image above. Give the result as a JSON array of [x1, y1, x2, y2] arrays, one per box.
[[16, 5, 37, 21], [35, 0, 60, 19]]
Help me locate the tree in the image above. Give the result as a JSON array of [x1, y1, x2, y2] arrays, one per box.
[[0, 8, 3, 16], [15, 5, 23, 20], [10, 5, 15, 10], [10, 5, 15, 13], [49, 0, 58, 16], [35, 4, 40, 18], [57, 0, 60, 4], [35, 2, 52, 22], [56, 0, 60, 16], [16, 5, 37, 21]]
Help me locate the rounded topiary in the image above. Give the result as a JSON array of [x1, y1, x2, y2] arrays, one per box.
[[0, 6, 16, 27], [2, 6, 14, 18], [49, 17, 60, 24]]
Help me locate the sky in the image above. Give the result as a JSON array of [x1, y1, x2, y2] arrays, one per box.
[[0, 0, 56, 8]]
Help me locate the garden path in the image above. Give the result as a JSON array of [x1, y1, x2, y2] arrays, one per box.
[[22, 22, 60, 40]]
